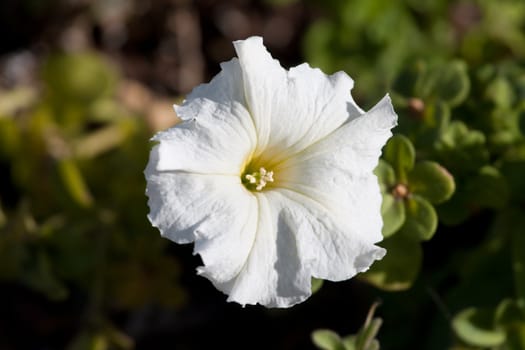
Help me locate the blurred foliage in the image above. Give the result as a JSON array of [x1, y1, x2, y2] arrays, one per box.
[[1, 0, 525, 349], [312, 303, 382, 350], [0, 51, 184, 348], [303, 0, 525, 349]]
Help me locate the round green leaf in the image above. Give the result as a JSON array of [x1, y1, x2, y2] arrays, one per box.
[[381, 193, 406, 237], [374, 159, 396, 191], [400, 196, 438, 241], [452, 307, 506, 347], [435, 121, 489, 173], [382, 135, 415, 182], [312, 330, 344, 350], [408, 161, 455, 204], [43, 53, 117, 104], [361, 235, 422, 291], [433, 61, 470, 107]]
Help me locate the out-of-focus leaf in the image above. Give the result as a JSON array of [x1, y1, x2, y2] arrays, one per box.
[[67, 332, 109, 350], [312, 329, 345, 350], [485, 76, 515, 108], [311, 277, 324, 294], [392, 62, 425, 97], [21, 250, 68, 301], [495, 299, 525, 327], [67, 324, 133, 350], [408, 161, 455, 204], [341, 336, 356, 350], [43, 53, 117, 104], [381, 193, 405, 237], [361, 234, 422, 291], [506, 322, 525, 350], [0, 118, 20, 157], [0, 87, 37, 116], [58, 159, 93, 208], [400, 195, 437, 241], [434, 121, 489, 173], [73, 121, 135, 159], [431, 61, 470, 107], [423, 100, 451, 132], [355, 318, 382, 350], [452, 307, 506, 347], [467, 166, 509, 209], [374, 159, 396, 191], [383, 134, 415, 181]]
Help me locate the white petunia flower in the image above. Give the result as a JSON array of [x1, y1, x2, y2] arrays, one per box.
[[145, 36, 397, 308]]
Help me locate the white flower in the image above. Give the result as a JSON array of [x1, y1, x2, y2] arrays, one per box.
[[145, 36, 397, 308]]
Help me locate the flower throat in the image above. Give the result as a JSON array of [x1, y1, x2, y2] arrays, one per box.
[[242, 167, 274, 191]]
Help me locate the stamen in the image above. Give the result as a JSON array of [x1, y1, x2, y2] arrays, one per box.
[[244, 167, 274, 191]]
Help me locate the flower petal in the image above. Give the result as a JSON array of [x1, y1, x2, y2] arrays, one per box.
[[276, 95, 397, 245], [146, 146, 258, 283], [224, 189, 385, 307], [233, 36, 363, 166], [274, 189, 386, 281], [153, 59, 256, 175], [225, 191, 311, 308]]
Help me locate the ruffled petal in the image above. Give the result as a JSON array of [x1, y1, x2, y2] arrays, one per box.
[[145, 146, 258, 283], [273, 189, 386, 281], [276, 95, 397, 246], [224, 189, 385, 307], [153, 59, 256, 175], [233, 37, 362, 166], [225, 191, 311, 308]]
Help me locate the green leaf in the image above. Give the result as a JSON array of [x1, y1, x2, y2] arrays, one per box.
[[423, 100, 451, 132], [495, 299, 525, 327], [467, 166, 509, 209], [408, 161, 455, 204], [452, 307, 506, 347], [506, 323, 525, 350], [43, 53, 117, 104], [364, 340, 379, 350], [432, 61, 470, 107], [341, 336, 356, 350], [355, 318, 382, 350], [312, 277, 324, 294], [485, 76, 515, 108], [400, 195, 438, 241], [392, 61, 425, 97], [312, 330, 345, 350], [374, 159, 396, 191], [382, 134, 415, 182], [58, 159, 94, 208], [361, 234, 422, 291], [21, 251, 69, 301], [381, 194, 405, 237], [434, 121, 489, 173]]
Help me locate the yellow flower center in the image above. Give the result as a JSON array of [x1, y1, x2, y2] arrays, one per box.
[[242, 167, 274, 191]]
